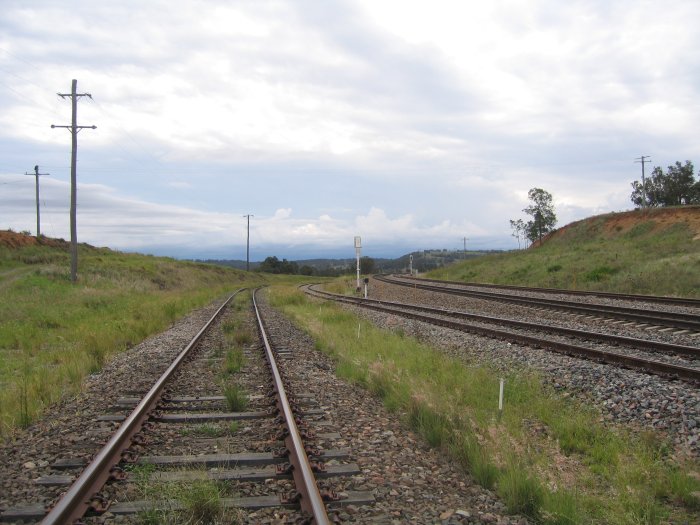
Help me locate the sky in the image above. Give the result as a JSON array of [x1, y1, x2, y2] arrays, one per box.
[[1, 0, 698, 261]]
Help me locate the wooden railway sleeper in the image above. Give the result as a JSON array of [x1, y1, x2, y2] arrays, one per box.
[[274, 446, 290, 458], [120, 450, 139, 463], [300, 427, 316, 440], [130, 434, 149, 446], [276, 462, 295, 475], [310, 460, 327, 473], [281, 490, 303, 504], [88, 494, 110, 513], [108, 466, 127, 481], [304, 445, 322, 459], [320, 488, 342, 502]]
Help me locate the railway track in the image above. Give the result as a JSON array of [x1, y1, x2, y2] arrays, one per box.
[[375, 274, 700, 333], [304, 285, 700, 383], [1, 289, 371, 524], [399, 275, 700, 308]]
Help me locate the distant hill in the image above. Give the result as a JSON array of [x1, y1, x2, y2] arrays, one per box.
[[198, 249, 503, 276], [428, 206, 700, 298]]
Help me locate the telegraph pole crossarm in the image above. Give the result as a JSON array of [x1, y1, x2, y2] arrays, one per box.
[[51, 79, 96, 283], [24, 165, 50, 237]]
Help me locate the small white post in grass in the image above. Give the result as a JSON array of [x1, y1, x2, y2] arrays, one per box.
[[357, 323, 361, 339], [498, 378, 505, 421]]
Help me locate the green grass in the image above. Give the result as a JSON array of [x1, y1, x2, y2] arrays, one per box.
[[179, 422, 239, 438], [269, 285, 700, 524], [0, 238, 265, 436], [223, 348, 245, 375], [428, 207, 700, 297], [220, 293, 250, 376], [223, 384, 248, 412], [129, 463, 242, 524]]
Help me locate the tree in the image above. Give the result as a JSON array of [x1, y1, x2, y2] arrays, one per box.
[[523, 188, 557, 245], [360, 256, 375, 274], [299, 265, 314, 276], [630, 160, 698, 207], [257, 256, 299, 274], [509, 218, 526, 249]]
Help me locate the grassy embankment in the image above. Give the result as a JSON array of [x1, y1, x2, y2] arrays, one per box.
[[0, 235, 264, 436], [269, 281, 699, 523], [429, 207, 700, 297]]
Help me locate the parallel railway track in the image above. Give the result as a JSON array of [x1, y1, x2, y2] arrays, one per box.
[[304, 285, 700, 384], [397, 275, 700, 308], [375, 274, 700, 333]]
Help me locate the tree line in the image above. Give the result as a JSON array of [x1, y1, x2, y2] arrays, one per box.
[[255, 255, 376, 276], [630, 160, 700, 207]]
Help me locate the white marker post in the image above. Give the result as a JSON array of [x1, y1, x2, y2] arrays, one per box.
[[409, 254, 413, 275], [498, 378, 505, 421], [354, 236, 362, 292]]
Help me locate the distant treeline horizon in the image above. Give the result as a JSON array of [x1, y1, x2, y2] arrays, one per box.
[[194, 248, 503, 276]]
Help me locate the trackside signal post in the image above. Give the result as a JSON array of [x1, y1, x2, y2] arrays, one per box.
[[354, 236, 361, 292]]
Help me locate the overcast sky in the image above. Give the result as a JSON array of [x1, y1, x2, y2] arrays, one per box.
[[1, 1, 698, 260]]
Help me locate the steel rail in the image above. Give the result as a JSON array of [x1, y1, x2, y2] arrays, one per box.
[[395, 274, 700, 308], [252, 288, 331, 524], [376, 275, 700, 332], [307, 285, 700, 360], [41, 290, 243, 525], [304, 286, 700, 383]]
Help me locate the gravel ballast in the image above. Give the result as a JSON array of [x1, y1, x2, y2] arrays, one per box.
[[353, 277, 700, 457]]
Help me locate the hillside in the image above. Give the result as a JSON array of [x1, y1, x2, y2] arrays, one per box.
[[200, 249, 497, 276], [0, 231, 264, 435], [428, 206, 700, 298]]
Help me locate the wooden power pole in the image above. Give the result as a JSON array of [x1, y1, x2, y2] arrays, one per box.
[[51, 79, 96, 283], [24, 165, 49, 237], [243, 214, 253, 271], [635, 155, 651, 208]]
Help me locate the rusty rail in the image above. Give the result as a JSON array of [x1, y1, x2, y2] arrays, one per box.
[[375, 274, 700, 332], [393, 274, 700, 308], [305, 285, 700, 384], [252, 288, 331, 524], [41, 290, 242, 525]]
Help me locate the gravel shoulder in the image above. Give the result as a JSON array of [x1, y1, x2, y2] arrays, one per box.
[[361, 278, 700, 458]]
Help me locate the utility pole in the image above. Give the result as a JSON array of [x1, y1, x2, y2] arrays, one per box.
[[635, 155, 651, 208], [52, 79, 96, 283], [462, 237, 469, 259], [243, 214, 253, 271], [24, 165, 49, 237]]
